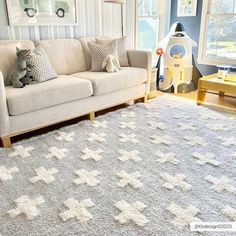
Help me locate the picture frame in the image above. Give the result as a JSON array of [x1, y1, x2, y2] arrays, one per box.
[[177, 0, 198, 17], [6, 0, 77, 26]]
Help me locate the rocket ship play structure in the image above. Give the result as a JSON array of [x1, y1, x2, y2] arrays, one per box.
[[156, 22, 201, 94]]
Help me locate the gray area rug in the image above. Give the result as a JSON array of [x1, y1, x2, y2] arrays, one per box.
[[0, 95, 236, 236]]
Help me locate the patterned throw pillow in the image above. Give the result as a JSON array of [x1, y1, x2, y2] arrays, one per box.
[[96, 37, 129, 67], [88, 40, 118, 72], [27, 46, 57, 84]]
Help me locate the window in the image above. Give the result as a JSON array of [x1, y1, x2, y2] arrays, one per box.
[[136, 0, 170, 57], [198, 0, 236, 65]]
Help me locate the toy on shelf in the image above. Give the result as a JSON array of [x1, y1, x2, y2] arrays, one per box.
[[156, 22, 200, 94]]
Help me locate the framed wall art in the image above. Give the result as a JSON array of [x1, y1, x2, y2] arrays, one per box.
[[177, 0, 198, 17], [6, 0, 77, 26]]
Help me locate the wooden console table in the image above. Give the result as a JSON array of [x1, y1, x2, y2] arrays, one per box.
[[197, 73, 236, 105]]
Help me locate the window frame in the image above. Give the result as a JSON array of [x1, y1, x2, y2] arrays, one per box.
[[135, 0, 171, 54], [198, 0, 236, 66]]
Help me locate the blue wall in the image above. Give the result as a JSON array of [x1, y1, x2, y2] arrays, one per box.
[[170, 0, 217, 75]]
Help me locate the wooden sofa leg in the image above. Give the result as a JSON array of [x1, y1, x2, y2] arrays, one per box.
[[89, 112, 95, 121], [1, 137, 12, 148], [143, 95, 148, 103]]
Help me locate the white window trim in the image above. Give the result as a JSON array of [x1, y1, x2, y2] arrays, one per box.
[[135, 0, 171, 50], [198, 0, 236, 66]]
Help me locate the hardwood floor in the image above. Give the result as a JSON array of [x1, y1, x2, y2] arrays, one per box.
[[153, 90, 236, 111]]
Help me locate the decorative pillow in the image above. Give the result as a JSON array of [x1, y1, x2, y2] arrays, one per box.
[[96, 37, 129, 67], [88, 40, 118, 72], [27, 46, 58, 84]]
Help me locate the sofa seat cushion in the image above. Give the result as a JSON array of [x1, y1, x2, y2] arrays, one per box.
[[6, 75, 93, 116], [71, 67, 147, 96]]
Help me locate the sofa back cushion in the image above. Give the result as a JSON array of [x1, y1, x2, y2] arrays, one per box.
[[37, 39, 86, 75], [0, 40, 35, 85]]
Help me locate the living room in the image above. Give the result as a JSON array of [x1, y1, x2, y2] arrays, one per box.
[[0, 0, 235, 235]]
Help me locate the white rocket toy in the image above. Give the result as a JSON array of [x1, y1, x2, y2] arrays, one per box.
[[157, 22, 197, 94]]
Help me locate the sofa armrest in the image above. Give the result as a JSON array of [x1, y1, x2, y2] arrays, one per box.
[[127, 50, 152, 95], [0, 71, 9, 137]]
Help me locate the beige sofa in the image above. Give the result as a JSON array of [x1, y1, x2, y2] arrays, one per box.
[[0, 38, 152, 148]]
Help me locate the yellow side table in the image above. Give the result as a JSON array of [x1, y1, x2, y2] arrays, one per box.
[[197, 73, 236, 105]]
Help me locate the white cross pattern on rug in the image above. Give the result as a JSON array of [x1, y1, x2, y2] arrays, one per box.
[[232, 153, 236, 159], [80, 148, 103, 162], [173, 113, 190, 120], [160, 173, 192, 192], [145, 111, 159, 119], [207, 123, 231, 131], [29, 167, 58, 185], [183, 136, 206, 146], [87, 133, 107, 143], [8, 145, 34, 158], [116, 171, 143, 189], [8, 195, 45, 220], [167, 203, 201, 230], [192, 152, 220, 166], [121, 111, 136, 118], [147, 121, 166, 130], [60, 198, 94, 222], [119, 134, 139, 144], [217, 137, 236, 147], [155, 151, 180, 165], [198, 112, 217, 120], [0, 166, 19, 181], [222, 206, 236, 221], [73, 169, 101, 186], [55, 131, 75, 142], [177, 123, 197, 131], [114, 200, 149, 226], [151, 135, 171, 145], [118, 150, 141, 162], [205, 175, 236, 195], [119, 121, 136, 130], [44, 147, 68, 160], [92, 120, 108, 129]]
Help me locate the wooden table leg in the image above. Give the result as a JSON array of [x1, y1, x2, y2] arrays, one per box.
[[197, 89, 206, 105], [219, 91, 225, 98]]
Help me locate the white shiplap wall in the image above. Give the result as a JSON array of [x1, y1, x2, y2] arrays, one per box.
[[0, 0, 131, 43]]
